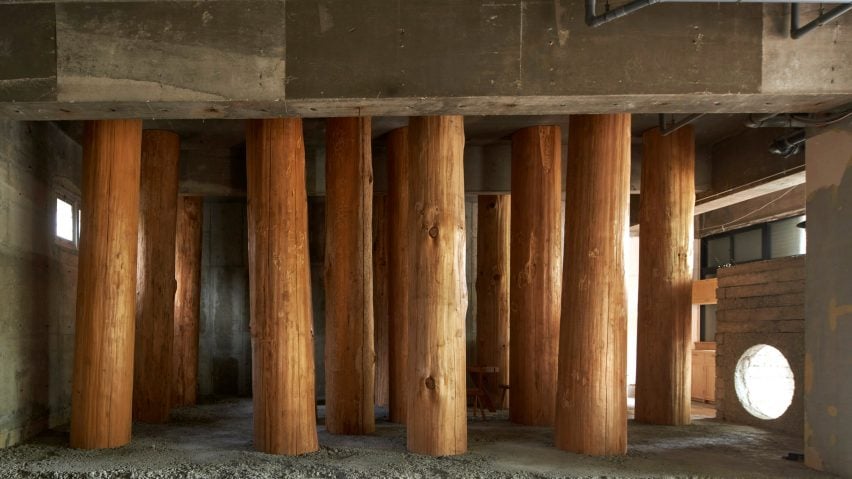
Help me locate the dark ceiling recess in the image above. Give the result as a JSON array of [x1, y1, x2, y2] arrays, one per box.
[[585, 0, 851, 39]]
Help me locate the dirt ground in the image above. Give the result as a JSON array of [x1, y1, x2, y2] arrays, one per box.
[[0, 398, 833, 479]]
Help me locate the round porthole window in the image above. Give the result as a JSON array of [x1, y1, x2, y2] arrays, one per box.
[[734, 344, 795, 420]]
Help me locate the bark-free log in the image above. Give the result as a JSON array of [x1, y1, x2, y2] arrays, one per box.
[[476, 195, 511, 407], [373, 194, 390, 407], [324, 117, 375, 435], [407, 116, 467, 456], [635, 126, 696, 426], [556, 114, 631, 456], [134, 130, 180, 424], [173, 196, 203, 407], [386, 127, 410, 424], [510, 126, 563, 426], [71, 119, 142, 449], [246, 118, 318, 455]]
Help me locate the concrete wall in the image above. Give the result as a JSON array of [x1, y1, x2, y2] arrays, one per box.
[[715, 256, 805, 436], [198, 198, 251, 398], [804, 127, 852, 475], [0, 121, 80, 446]]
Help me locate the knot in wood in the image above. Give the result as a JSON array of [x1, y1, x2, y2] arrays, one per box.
[[428, 226, 439, 238], [425, 376, 436, 390]]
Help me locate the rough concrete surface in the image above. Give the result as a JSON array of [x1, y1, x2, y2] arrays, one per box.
[[804, 128, 852, 476], [0, 398, 831, 479]]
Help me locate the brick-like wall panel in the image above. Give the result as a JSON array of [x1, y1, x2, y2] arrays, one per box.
[[715, 255, 805, 436]]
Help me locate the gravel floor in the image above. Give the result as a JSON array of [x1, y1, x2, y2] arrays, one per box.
[[0, 398, 834, 479]]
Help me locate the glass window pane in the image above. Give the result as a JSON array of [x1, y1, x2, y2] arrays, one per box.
[[734, 228, 763, 263], [770, 215, 806, 258], [701, 304, 717, 342], [706, 237, 731, 268], [56, 198, 74, 241]]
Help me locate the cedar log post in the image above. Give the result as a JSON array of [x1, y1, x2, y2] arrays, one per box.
[[134, 130, 180, 423], [509, 125, 563, 426], [635, 126, 696, 425], [406, 116, 467, 456], [555, 114, 630, 456], [476, 194, 511, 408], [70, 119, 143, 449], [386, 127, 410, 424], [324, 117, 376, 435], [246, 118, 319, 455], [373, 194, 391, 407], [173, 196, 203, 407]]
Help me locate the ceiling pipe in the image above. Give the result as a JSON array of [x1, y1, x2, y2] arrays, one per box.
[[586, 0, 850, 37], [792, 3, 852, 39]]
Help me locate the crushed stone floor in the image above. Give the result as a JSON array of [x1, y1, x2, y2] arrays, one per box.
[[0, 398, 832, 479]]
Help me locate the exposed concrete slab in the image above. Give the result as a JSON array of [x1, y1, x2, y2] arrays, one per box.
[[0, 1, 850, 119], [0, 4, 56, 102], [54, 1, 286, 103]]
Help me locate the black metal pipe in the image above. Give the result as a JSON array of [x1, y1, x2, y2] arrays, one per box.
[[769, 130, 806, 157], [586, 0, 660, 28], [791, 3, 852, 40]]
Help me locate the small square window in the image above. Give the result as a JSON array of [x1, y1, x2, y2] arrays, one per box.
[[56, 198, 75, 242]]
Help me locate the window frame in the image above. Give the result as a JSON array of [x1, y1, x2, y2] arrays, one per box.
[[54, 188, 81, 250]]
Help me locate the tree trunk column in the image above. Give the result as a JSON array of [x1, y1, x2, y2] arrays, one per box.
[[134, 130, 180, 424], [556, 114, 631, 456], [373, 194, 390, 408], [324, 117, 375, 435], [71, 119, 143, 449], [246, 118, 318, 455], [476, 195, 511, 407], [407, 116, 467, 456], [635, 126, 696, 425], [509, 125, 563, 426], [386, 127, 410, 424], [173, 195, 203, 407]]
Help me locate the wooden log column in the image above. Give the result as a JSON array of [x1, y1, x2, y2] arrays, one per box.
[[71, 119, 142, 449], [476, 195, 511, 407], [407, 116, 467, 456], [509, 125, 563, 426], [373, 194, 390, 407], [173, 196, 203, 407], [555, 114, 631, 456], [635, 126, 696, 425], [246, 118, 318, 455], [134, 130, 180, 424], [386, 127, 410, 424], [324, 117, 375, 435]]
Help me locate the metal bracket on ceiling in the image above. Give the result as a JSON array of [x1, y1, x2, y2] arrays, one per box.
[[791, 3, 852, 39], [658, 113, 706, 136]]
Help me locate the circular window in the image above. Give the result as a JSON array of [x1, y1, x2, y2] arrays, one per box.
[[734, 344, 795, 420]]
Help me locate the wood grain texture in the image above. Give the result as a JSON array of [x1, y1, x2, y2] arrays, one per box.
[[172, 195, 203, 407], [246, 118, 318, 455], [324, 117, 376, 435], [373, 194, 390, 407], [70, 119, 142, 449], [555, 114, 630, 456], [406, 116, 467, 456], [509, 125, 563, 426], [635, 126, 696, 426], [386, 126, 410, 424], [475, 194, 511, 408], [134, 130, 180, 424], [692, 278, 718, 305]]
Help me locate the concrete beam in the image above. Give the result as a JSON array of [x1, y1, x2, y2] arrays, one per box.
[[1, 2, 850, 120]]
